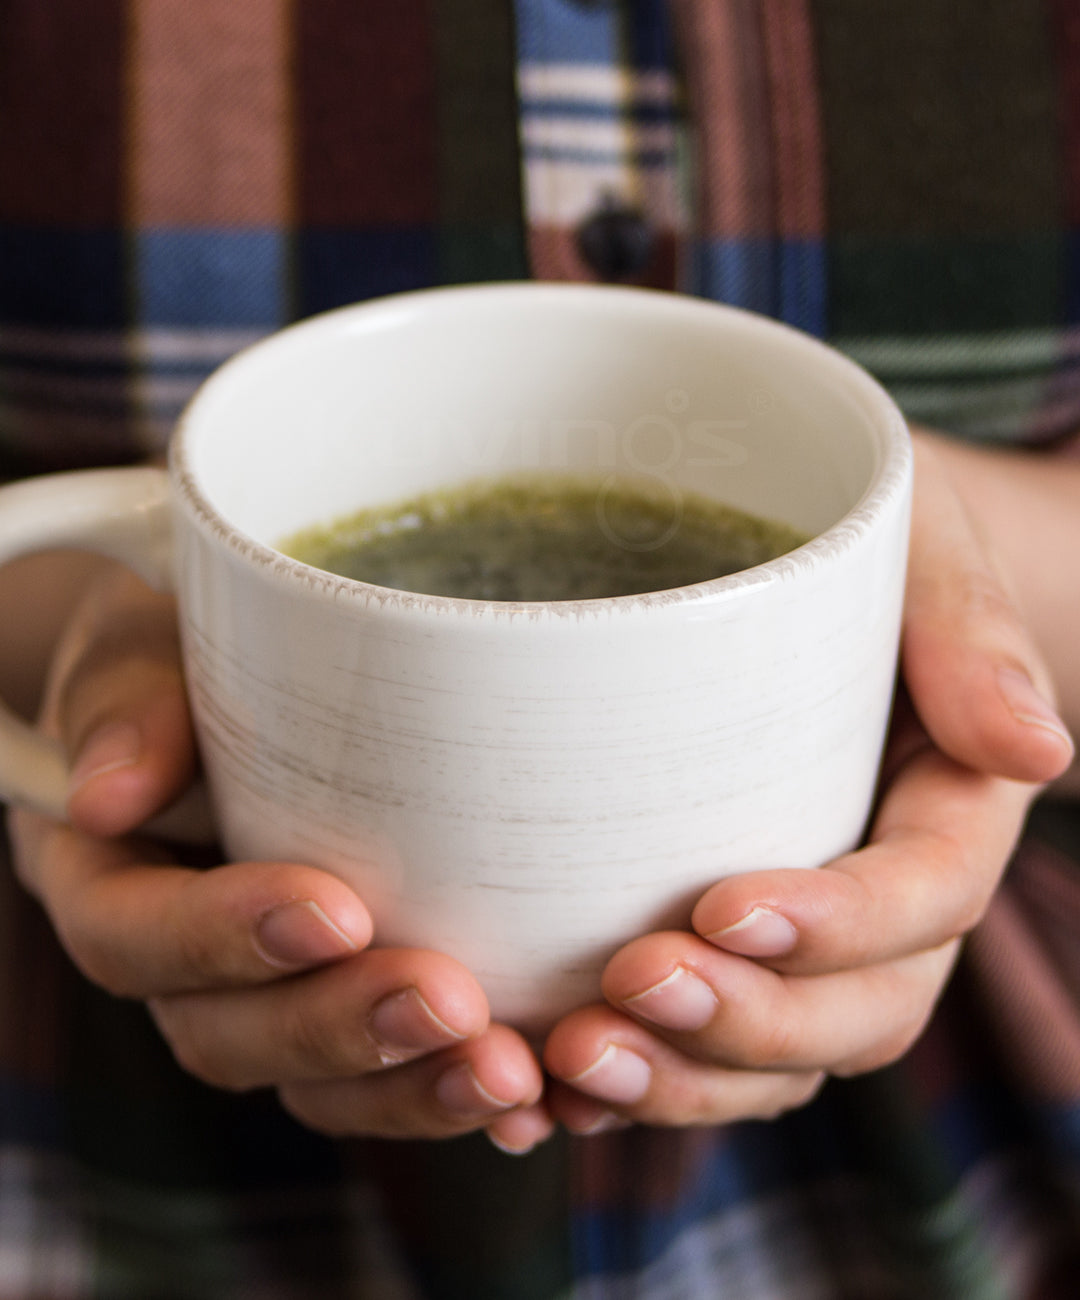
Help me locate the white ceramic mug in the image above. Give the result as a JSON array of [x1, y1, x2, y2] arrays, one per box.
[[0, 284, 911, 1033]]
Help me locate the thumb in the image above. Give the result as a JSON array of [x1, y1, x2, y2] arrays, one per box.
[[901, 433, 1073, 784], [42, 566, 197, 838]]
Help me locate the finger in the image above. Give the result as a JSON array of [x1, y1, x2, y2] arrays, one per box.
[[8, 812, 371, 998], [278, 1024, 544, 1141], [593, 929, 958, 1077], [149, 947, 490, 1091], [543, 1081, 633, 1137], [902, 433, 1073, 783], [691, 747, 1034, 974], [40, 566, 196, 836], [544, 1006, 824, 1128], [486, 1102, 559, 1156]]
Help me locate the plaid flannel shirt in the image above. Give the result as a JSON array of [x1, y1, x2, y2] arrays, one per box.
[[2, 2, 1080, 1297]]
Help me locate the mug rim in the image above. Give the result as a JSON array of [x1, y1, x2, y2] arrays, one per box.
[[169, 282, 913, 619]]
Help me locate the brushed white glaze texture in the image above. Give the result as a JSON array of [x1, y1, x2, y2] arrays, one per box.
[[163, 283, 912, 1032]]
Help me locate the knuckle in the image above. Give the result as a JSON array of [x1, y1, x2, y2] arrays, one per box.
[[832, 872, 880, 966], [170, 903, 227, 986], [957, 568, 1022, 632], [281, 989, 363, 1078], [57, 654, 182, 764], [737, 1015, 802, 1071]]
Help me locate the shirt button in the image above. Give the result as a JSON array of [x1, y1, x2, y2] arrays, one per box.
[[576, 198, 656, 281]]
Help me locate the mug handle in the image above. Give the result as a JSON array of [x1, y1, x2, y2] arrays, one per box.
[[0, 467, 216, 842]]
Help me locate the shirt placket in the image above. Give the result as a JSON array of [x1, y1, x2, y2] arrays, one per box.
[[513, 0, 690, 290]]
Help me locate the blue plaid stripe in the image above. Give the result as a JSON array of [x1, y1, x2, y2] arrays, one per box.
[[690, 238, 828, 336], [135, 230, 289, 329], [515, 0, 628, 67]]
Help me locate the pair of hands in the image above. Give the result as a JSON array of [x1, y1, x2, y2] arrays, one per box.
[[7, 434, 1074, 1155]]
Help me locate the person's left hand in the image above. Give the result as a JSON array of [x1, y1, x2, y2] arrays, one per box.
[[543, 432, 1075, 1133]]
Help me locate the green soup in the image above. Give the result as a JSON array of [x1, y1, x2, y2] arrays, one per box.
[[278, 475, 809, 602]]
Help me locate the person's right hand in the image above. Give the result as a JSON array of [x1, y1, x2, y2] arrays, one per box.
[[6, 563, 552, 1154]]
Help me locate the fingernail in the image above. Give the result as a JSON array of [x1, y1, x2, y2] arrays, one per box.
[[369, 988, 466, 1065], [68, 721, 141, 794], [567, 1044, 651, 1105], [488, 1131, 537, 1156], [566, 1110, 631, 1137], [706, 906, 798, 958], [254, 900, 358, 969], [996, 669, 1075, 752], [622, 965, 717, 1031], [487, 1109, 556, 1155], [435, 1062, 515, 1119]]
